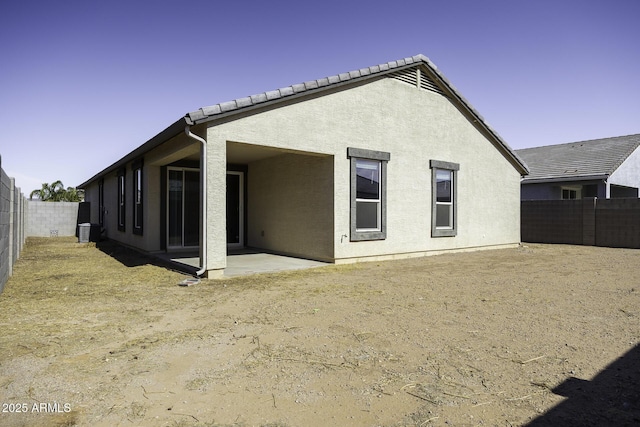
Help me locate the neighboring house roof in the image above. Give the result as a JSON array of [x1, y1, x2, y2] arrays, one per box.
[[516, 134, 640, 184], [79, 54, 528, 188]]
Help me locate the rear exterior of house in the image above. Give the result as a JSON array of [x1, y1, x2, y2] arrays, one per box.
[[80, 55, 528, 278]]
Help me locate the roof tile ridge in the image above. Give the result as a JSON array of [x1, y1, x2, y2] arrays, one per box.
[[189, 54, 428, 122], [517, 133, 640, 152]]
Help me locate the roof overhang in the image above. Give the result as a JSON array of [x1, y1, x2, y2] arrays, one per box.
[[78, 117, 188, 188], [521, 174, 609, 185], [416, 59, 530, 177], [186, 55, 530, 176], [79, 54, 530, 188]]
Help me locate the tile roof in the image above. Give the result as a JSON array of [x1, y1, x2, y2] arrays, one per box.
[[185, 54, 528, 175], [516, 134, 640, 182], [186, 55, 429, 123], [79, 54, 529, 187]]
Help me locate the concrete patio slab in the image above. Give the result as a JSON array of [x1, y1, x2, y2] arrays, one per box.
[[225, 252, 327, 277], [156, 249, 328, 278]]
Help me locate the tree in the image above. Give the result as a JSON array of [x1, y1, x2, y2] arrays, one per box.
[[30, 181, 84, 202]]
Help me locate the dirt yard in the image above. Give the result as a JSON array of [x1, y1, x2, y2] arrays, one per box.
[[0, 238, 638, 427]]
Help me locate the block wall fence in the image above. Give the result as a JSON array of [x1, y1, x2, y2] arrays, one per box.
[[26, 201, 80, 237], [1, 156, 81, 293], [522, 197, 640, 248], [0, 156, 27, 293]]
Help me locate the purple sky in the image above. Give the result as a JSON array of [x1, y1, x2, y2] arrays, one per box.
[[1, 0, 638, 193]]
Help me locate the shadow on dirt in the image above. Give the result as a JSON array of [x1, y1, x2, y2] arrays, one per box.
[[96, 239, 197, 275], [526, 343, 640, 426]]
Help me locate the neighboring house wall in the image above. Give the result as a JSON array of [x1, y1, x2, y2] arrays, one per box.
[[609, 145, 640, 189], [26, 201, 79, 237], [521, 183, 562, 200], [518, 134, 640, 201], [205, 77, 522, 268], [521, 181, 606, 200]]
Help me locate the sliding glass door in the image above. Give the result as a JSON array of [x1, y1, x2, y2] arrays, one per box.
[[168, 168, 200, 248]]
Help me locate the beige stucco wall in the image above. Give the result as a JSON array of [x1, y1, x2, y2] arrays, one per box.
[[83, 182, 99, 226], [247, 152, 334, 261], [83, 157, 165, 253], [204, 131, 227, 274], [205, 77, 522, 269]]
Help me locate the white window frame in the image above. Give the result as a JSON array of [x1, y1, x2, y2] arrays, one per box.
[[430, 160, 459, 237], [355, 159, 382, 232], [435, 169, 454, 229], [561, 186, 581, 200]]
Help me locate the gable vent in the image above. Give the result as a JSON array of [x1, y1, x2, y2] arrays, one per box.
[[388, 67, 445, 96]]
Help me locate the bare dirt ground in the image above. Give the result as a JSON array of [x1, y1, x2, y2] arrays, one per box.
[[0, 237, 638, 427]]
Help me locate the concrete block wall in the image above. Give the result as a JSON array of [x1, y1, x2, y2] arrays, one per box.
[[522, 197, 640, 249], [595, 198, 640, 248], [1, 156, 27, 293], [0, 165, 11, 293], [26, 201, 79, 237], [521, 199, 584, 245]]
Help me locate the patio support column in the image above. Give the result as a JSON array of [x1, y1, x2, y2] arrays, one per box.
[[204, 129, 227, 278]]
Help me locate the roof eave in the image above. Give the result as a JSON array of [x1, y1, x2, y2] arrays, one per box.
[[521, 174, 609, 184], [189, 74, 387, 126], [80, 54, 530, 187], [420, 61, 530, 176], [186, 57, 427, 125], [78, 117, 189, 188], [186, 54, 530, 176]]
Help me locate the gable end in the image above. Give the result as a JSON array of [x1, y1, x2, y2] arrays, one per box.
[[387, 67, 446, 96]]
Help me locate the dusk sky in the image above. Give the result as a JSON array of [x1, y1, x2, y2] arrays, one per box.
[[1, 0, 638, 194]]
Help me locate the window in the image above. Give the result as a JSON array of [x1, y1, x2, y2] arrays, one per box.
[[98, 179, 104, 226], [348, 147, 390, 241], [430, 160, 459, 237], [356, 159, 381, 230], [117, 169, 126, 231], [132, 159, 144, 235], [561, 186, 580, 200]]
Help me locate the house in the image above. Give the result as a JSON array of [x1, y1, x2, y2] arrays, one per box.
[[516, 134, 640, 200], [79, 54, 529, 278]]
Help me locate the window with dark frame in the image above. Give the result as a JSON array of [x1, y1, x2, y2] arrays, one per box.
[[430, 160, 459, 237], [348, 147, 390, 241], [132, 159, 143, 235], [98, 179, 104, 227], [117, 169, 126, 231]]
